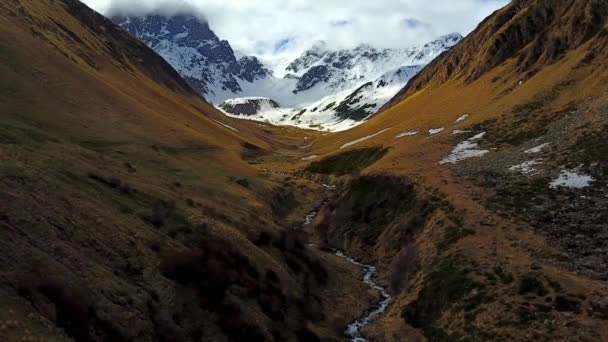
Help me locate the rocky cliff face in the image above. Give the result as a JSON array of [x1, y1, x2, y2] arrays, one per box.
[[219, 34, 461, 131], [287, 33, 462, 94], [220, 97, 281, 116], [113, 14, 271, 99]]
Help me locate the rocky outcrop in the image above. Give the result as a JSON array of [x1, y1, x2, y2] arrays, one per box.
[[112, 14, 271, 98], [220, 97, 281, 116]]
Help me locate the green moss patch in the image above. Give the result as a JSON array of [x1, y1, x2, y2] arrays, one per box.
[[304, 147, 387, 176], [0, 123, 57, 145]]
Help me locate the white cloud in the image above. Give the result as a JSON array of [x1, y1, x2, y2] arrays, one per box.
[[80, 0, 509, 71]]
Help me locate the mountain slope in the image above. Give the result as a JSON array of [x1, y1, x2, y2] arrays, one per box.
[[113, 14, 272, 100], [384, 0, 608, 109], [296, 0, 608, 340], [0, 1, 372, 341]]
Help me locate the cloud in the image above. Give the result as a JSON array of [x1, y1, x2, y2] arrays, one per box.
[[80, 0, 510, 72]]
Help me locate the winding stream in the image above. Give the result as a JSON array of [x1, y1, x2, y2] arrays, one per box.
[[336, 251, 392, 342], [301, 196, 390, 341]]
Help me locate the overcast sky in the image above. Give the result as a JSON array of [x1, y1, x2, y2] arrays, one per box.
[[81, 0, 509, 71]]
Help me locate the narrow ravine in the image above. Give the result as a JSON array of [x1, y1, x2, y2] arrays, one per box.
[[336, 251, 392, 342], [301, 204, 391, 342]]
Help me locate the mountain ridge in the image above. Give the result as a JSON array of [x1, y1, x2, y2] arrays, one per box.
[[112, 13, 462, 130], [383, 0, 608, 110]]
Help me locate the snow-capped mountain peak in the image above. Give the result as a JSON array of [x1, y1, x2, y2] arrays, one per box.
[[114, 14, 462, 131], [113, 14, 271, 99]]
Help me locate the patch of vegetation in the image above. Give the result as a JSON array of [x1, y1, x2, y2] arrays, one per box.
[[0, 160, 32, 180], [440, 222, 475, 249], [491, 178, 548, 212], [241, 142, 268, 161], [511, 99, 545, 114], [573, 124, 608, 175], [77, 140, 126, 152], [494, 266, 515, 284], [0, 123, 56, 145], [152, 145, 219, 156], [304, 147, 388, 176], [518, 274, 549, 297], [402, 258, 474, 340], [516, 305, 549, 326], [140, 199, 190, 230], [554, 295, 581, 313], [17, 275, 126, 341], [236, 178, 250, 188], [346, 175, 420, 243], [88, 172, 135, 195], [268, 186, 298, 219]]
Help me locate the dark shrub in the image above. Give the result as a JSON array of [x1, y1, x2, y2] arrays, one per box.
[[402, 259, 472, 338], [304, 147, 388, 176], [554, 295, 581, 313], [518, 275, 548, 297], [296, 327, 321, 342]]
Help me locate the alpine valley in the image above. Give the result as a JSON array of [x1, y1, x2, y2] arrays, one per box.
[[3, 0, 608, 341], [113, 14, 462, 131]]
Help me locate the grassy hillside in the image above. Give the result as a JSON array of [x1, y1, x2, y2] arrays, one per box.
[[298, 0, 608, 340], [0, 1, 370, 341]]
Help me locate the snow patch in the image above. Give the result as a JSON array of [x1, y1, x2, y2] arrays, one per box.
[[470, 132, 486, 140], [525, 143, 550, 154], [429, 127, 445, 135], [211, 119, 239, 132], [340, 129, 390, 149], [223, 97, 276, 106], [440, 132, 489, 164], [452, 130, 471, 135], [301, 155, 319, 161], [509, 160, 542, 175], [550, 169, 594, 189], [455, 114, 469, 123], [395, 130, 419, 138]]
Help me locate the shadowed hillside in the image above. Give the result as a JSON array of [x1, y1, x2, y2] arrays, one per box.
[[0, 1, 372, 341]]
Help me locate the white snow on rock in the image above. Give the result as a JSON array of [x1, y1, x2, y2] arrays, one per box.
[[301, 155, 319, 161], [455, 114, 469, 123], [509, 160, 542, 175], [211, 119, 239, 132], [440, 132, 489, 164], [550, 169, 595, 189], [395, 130, 419, 138], [115, 15, 462, 132], [525, 143, 550, 154], [223, 97, 275, 106], [452, 129, 471, 135], [340, 128, 391, 149], [429, 127, 445, 135]]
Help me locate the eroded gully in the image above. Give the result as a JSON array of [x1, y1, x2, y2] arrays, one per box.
[[303, 200, 391, 342]]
